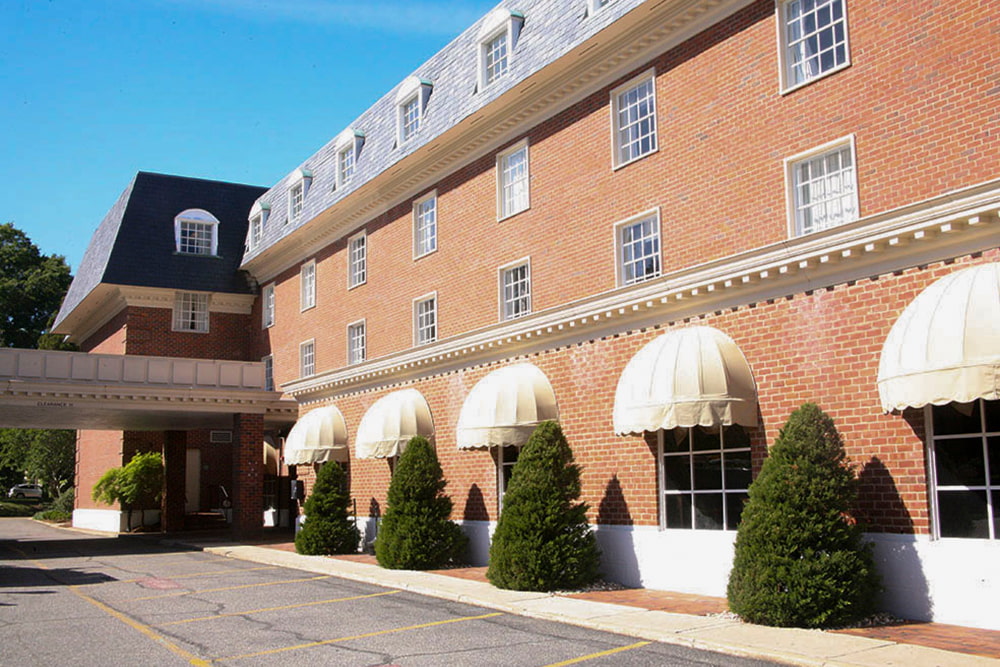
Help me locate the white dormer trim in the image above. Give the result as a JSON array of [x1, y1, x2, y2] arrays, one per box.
[[247, 200, 271, 251], [395, 76, 434, 145], [477, 8, 525, 90], [334, 128, 366, 190], [174, 208, 219, 256], [287, 168, 313, 224]]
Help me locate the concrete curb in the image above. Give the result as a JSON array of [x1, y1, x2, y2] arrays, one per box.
[[169, 540, 999, 667]]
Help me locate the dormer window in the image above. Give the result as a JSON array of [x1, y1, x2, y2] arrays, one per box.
[[395, 76, 433, 145], [287, 168, 313, 224], [247, 201, 270, 251], [477, 9, 524, 89], [334, 128, 365, 190], [174, 208, 219, 256]]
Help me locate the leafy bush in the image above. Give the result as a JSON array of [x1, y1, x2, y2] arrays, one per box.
[[33, 509, 71, 522], [375, 436, 467, 569], [727, 403, 880, 628], [92, 452, 164, 530], [50, 488, 74, 514], [295, 461, 360, 555], [487, 421, 599, 591]]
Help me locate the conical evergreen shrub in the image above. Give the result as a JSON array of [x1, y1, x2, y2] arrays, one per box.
[[487, 420, 599, 591], [375, 436, 467, 569], [295, 461, 360, 555], [727, 403, 880, 628]]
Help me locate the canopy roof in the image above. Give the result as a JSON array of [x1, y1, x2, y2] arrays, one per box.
[[284, 405, 348, 465], [356, 389, 434, 459], [613, 326, 758, 435], [456, 363, 559, 449], [878, 262, 1000, 412]]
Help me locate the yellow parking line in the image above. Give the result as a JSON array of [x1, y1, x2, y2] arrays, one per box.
[[119, 574, 331, 601], [71, 586, 210, 666], [158, 590, 401, 626], [210, 612, 504, 663], [542, 641, 652, 666]]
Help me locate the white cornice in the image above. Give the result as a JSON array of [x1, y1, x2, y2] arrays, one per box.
[[284, 179, 1000, 403], [241, 0, 754, 283]]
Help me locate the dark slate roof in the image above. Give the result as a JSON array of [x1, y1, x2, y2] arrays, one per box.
[[245, 0, 642, 264], [55, 172, 267, 328]]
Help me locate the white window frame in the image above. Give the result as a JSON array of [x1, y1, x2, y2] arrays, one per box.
[[334, 128, 365, 190], [413, 292, 437, 346], [299, 339, 315, 378], [777, 0, 851, 93], [300, 260, 316, 311], [348, 230, 367, 289], [499, 257, 531, 321], [611, 69, 658, 169], [413, 191, 438, 259], [497, 140, 530, 220], [247, 201, 270, 252], [658, 425, 752, 531], [287, 168, 313, 224], [395, 76, 433, 146], [172, 292, 210, 333], [174, 208, 219, 256], [262, 355, 274, 392], [926, 400, 999, 540], [261, 283, 275, 329], [347, 319, 367, 365], [784, 135, 858, 237], [496, 444, 520, 513], [477, 9, 524, 90], [615, 208, 662, 286]]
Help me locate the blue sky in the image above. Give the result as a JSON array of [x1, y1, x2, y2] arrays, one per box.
[[0, 0, 498, 271]]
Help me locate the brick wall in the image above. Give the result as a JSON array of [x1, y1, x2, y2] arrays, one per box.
[[123, 307, 254, 360]]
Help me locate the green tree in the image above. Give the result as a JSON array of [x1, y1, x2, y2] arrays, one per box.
[[727, 403, 880, 628], [0, 222, 72, 349], [295, 461, 360, 555], [0, 428, 75, 498], [375, 436, 467, 569], [92, 452, 164, 531], [487, 421, 599, 591]]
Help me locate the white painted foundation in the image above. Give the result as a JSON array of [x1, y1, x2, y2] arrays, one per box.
[[72, 508, 161, 533]]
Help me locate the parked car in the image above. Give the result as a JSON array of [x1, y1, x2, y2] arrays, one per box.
[[8, 484, 43, 500]]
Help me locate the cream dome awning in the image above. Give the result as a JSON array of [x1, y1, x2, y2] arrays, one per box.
[[263, 436, 280, 476], [456, 363, 559, 449], [284, 405, 348, 465], [613, 326, 758, 435], [878, 262, 1000, 412], [356, 389, 434, 459]]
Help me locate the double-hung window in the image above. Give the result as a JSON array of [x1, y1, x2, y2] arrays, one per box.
[[247, 201, 270, 252], [173, 292, 210, 333], [262, 284, 275, 328], [174, 209, 219, 255], [660, 425, 752, 530], [929, 400, 1000, 540], [395, 77, 433, 145], [497, 141, 529, 219], [616, 210, 661, 286], [612, 71, 657, 168], [300, 340, 315, 377], [414, 294, 437, 346], [262, 355, 274, 392], [413, 192, 437, 258], [334, 128, 365, 190], [787, 137, 858, 236], [500, 259, 531, 321], [348, 231, 367, 288], [300, 260, 316, 311], [779, 0, 850, 91], [287, 169, 312, 224], [348, 320, 366, 365], [477, 9, 524, 90]]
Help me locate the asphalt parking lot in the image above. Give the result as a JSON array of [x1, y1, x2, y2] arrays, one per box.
[[0, 518, 776, 666]]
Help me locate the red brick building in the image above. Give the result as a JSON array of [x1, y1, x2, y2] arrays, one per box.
[[55, 0, 999, 630]]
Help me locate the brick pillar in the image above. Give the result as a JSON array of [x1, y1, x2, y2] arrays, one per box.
[[232, 412, 264, 540], [162, 431, 187, 532]]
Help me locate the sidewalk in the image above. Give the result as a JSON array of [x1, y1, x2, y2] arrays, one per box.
[[164, 534, 1000, 667]]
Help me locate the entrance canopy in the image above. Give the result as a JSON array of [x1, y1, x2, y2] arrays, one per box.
[[613, 326, 758, 435], [878, 262, 1000, 412], [284, 405, 348, 465], [356, 389, 433, 459], [456, 363, 558, 449]]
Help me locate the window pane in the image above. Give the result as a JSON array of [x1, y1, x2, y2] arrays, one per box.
[[793, 144, 857, 235], [693, 453, 722, 491], [663, 455, 691, 491], [935, 438, 986, 487], [985, 400, 1000, 433], [933, 402, 981, 435], [726, 492, 748, 530], [616, 77, 657, 164], [723, 424, 750, 449], [989, 437, 1000, 486], [725, 450, 752, 490], [664, 494, 692, 529], [663, 428, 685, 452], [694, 494, 724, 530], [938, 490, 989, 538], [692, 425, 720, 451]]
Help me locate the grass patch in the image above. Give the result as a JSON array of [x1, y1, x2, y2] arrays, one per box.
[[0, 501, 40, 517]]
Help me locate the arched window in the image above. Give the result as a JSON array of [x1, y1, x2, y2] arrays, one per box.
[[174, 208, 219, 256]]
